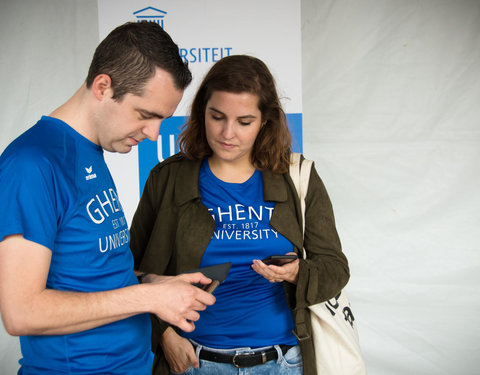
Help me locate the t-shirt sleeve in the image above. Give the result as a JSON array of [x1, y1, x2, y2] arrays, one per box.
[[0, 149, 58, 251]]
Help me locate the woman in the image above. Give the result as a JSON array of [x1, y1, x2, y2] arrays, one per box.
[[130, 55, 350, 375]]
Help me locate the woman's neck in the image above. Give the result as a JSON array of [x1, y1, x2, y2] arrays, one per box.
[[207, 157, 256, 183]]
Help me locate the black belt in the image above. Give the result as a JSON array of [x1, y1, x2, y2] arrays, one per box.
[[196, 344, 293, 368]]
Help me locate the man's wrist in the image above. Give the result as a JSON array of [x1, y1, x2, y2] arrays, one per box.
[[137, 273, 148, 284]]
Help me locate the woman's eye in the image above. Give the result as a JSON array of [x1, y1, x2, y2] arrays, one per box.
[[240, 121, 252, 126], [211, 115, 223, 121]]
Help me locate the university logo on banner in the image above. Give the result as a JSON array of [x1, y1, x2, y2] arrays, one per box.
[[133, 6, 166, 27], [98, 0, 302, 221]]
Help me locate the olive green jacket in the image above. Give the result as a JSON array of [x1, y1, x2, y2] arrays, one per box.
[[130, 154, 350, 375]]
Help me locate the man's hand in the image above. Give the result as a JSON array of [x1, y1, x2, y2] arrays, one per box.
[[144, 272, 216, 332]]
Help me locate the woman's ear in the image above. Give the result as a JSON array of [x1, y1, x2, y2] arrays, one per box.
[[90, 74, 113, 100]]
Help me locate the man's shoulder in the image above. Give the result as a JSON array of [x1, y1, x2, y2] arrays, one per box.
[[1, 118, 63, 159], [0, 118, 86, 190], [1, 130, 51, 171]]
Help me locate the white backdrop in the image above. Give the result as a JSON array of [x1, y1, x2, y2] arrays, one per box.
[[1, 1, 479, 374]]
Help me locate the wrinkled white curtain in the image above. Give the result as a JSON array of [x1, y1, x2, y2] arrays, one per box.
[[1, 1, 479, 374], [302, 1, 480, 374]]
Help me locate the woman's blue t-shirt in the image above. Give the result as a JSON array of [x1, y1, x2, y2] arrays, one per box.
[[182, 159, 298, 348]]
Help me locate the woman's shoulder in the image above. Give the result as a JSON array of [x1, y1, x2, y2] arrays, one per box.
[[147, 153, 203, 183], [142, 154, 202, 204], [149, 153, 187, 174]]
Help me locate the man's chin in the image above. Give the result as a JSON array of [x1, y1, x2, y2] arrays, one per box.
[[118, 145, 134, 154], [107, 143, 134, 154]]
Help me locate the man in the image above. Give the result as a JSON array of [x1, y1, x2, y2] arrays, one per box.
[[0, 22, 215, 374]]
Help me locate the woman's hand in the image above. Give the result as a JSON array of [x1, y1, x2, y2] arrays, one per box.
[[160, 327, 199, 373], [251, 252, 299, 284]]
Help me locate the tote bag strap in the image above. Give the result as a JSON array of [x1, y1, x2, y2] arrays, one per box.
[[289, 152, 313, 259]]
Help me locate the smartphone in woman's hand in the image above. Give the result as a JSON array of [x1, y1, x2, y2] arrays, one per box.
[[261, 254, 298, 266]]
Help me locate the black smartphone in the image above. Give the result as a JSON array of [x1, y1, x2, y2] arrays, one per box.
[[181, 262, 232, 293], [262, 254, 298, 266]]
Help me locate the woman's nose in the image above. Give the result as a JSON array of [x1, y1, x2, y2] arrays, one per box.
[[221, 121, 235, 139]]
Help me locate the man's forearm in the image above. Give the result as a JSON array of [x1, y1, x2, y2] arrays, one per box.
[[5, 284, 150, 336], [1, 235, 215, 336]]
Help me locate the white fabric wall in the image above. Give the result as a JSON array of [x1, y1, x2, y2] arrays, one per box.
[[1, 1, 479, 374], [302, 2, 480, 374]]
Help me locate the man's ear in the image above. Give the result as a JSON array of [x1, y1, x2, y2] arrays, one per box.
[[91, 74, 113, 100]]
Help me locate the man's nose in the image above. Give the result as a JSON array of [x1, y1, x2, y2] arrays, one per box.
[[143, 119, 162, 142]]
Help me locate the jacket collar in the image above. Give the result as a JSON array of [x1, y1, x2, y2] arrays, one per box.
[[262, 168, 288, 202], [174, 158, 288, 205]]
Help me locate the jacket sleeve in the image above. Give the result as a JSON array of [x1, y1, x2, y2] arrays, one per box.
[[295, 163, 350, 308], [130, 170, 158, 271], [130, 160, 187, 359], [130, 159, 179, 275]]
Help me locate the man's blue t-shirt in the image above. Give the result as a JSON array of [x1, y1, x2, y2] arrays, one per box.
[[182, 160, 298, 348], [0, 116, 152, 374]]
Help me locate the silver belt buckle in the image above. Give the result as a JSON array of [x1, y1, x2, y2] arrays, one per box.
[[232, 351, 267, 368], [232, 354, 242, 368]]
